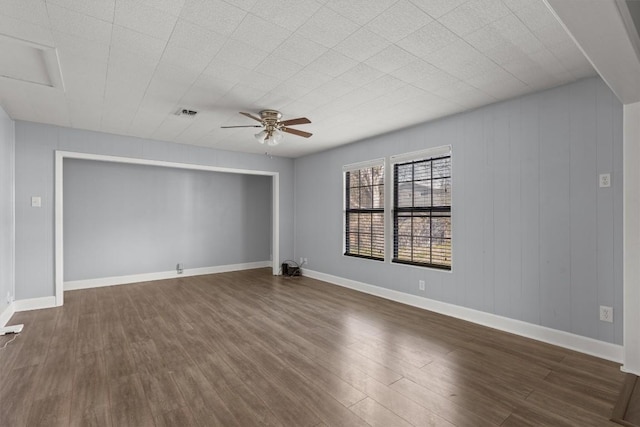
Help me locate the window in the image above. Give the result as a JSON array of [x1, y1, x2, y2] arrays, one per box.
[[344, 161, 384, 260], [393, 149, 451, 270]]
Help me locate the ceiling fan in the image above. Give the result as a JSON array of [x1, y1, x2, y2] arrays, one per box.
[[221, 110, 312, 146]]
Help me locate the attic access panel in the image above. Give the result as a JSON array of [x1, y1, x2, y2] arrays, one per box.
[[0, 34, 64, 89]]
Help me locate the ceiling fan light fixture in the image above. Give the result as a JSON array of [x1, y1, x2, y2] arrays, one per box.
[[268, 129, 284, 146], [254, 129, 268, 144]]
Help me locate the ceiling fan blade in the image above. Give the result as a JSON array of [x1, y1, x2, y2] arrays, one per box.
[[282, 127, 312, 138], [239, 112, 263, 123], [221, 125, 263, 128], [279, 117, 311, 126]]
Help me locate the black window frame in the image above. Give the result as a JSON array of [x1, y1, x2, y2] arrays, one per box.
[[344, 164, 385, 261], [393, 154, 451, 270]]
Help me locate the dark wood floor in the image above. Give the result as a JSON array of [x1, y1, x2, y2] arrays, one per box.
[[0, 268, 626, 426], [612, 374, 640, 426], [627, 378, 640, 425]]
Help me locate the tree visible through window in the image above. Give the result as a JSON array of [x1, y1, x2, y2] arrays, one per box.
[[345, 164, 384, 260], [393, 155, 451, 269]]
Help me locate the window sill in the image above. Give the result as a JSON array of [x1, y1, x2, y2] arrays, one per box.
[[392, 259, 451, 271], [344, 253, 384, 262]]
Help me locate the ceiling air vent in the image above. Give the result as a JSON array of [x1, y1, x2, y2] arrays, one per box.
[[176, 108, 198, 117]]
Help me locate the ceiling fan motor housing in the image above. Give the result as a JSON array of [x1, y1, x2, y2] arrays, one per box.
[[260, 109, 282, 127]]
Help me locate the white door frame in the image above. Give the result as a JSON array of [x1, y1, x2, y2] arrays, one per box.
[[54, 150, 280, 307], [623, 103, 640, 375]]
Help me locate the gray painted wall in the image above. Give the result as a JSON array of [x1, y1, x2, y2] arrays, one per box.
[[64, 159, 271, 281], [15, 122, 294, 299], [294, 77, 623, 345], [0, 107, 15, 315]]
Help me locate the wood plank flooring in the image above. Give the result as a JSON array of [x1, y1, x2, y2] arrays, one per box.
[[612, 374, 640, 426], [0, 268, 626, 426]]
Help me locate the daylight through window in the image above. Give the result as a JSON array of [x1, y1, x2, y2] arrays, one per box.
[[393, 153, 451, 269], [344, 163, 384, 260]]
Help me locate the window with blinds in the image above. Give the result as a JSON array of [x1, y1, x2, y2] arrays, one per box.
[[393, 153, 451, 270], [345, 163, 384, 260]]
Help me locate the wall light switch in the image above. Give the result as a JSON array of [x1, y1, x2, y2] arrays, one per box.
[[599, 173, 611, 188], [31, 196, 41, 207]]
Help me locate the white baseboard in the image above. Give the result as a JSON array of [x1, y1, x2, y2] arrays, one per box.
[[13, 296, 56, 312], [0, 302, 15, 327], [64, 261, 272, 291], [303, 269, 624, 363], [0, 296, 59, 326]]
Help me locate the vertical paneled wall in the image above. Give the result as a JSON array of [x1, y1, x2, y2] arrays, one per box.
[[63, 159, 272, 281], [294, 77, 623, 344]]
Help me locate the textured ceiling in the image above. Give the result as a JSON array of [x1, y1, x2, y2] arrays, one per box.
[[0, 0, 594, 157]]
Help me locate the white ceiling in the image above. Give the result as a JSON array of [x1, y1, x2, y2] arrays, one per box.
[[546, 0, 640, 105], [0, 0, 595, 157]]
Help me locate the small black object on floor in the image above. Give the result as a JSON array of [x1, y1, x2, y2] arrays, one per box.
[[281, 260, 301, 277]]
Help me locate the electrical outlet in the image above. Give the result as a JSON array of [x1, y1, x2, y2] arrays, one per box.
[[599, 173, 611, 188], [176, 263, 183, 274], [303, 258, 308, 265], [419, 280, 425, 291], [6, 292, 11, 304], [599, 306, 613, 323]]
